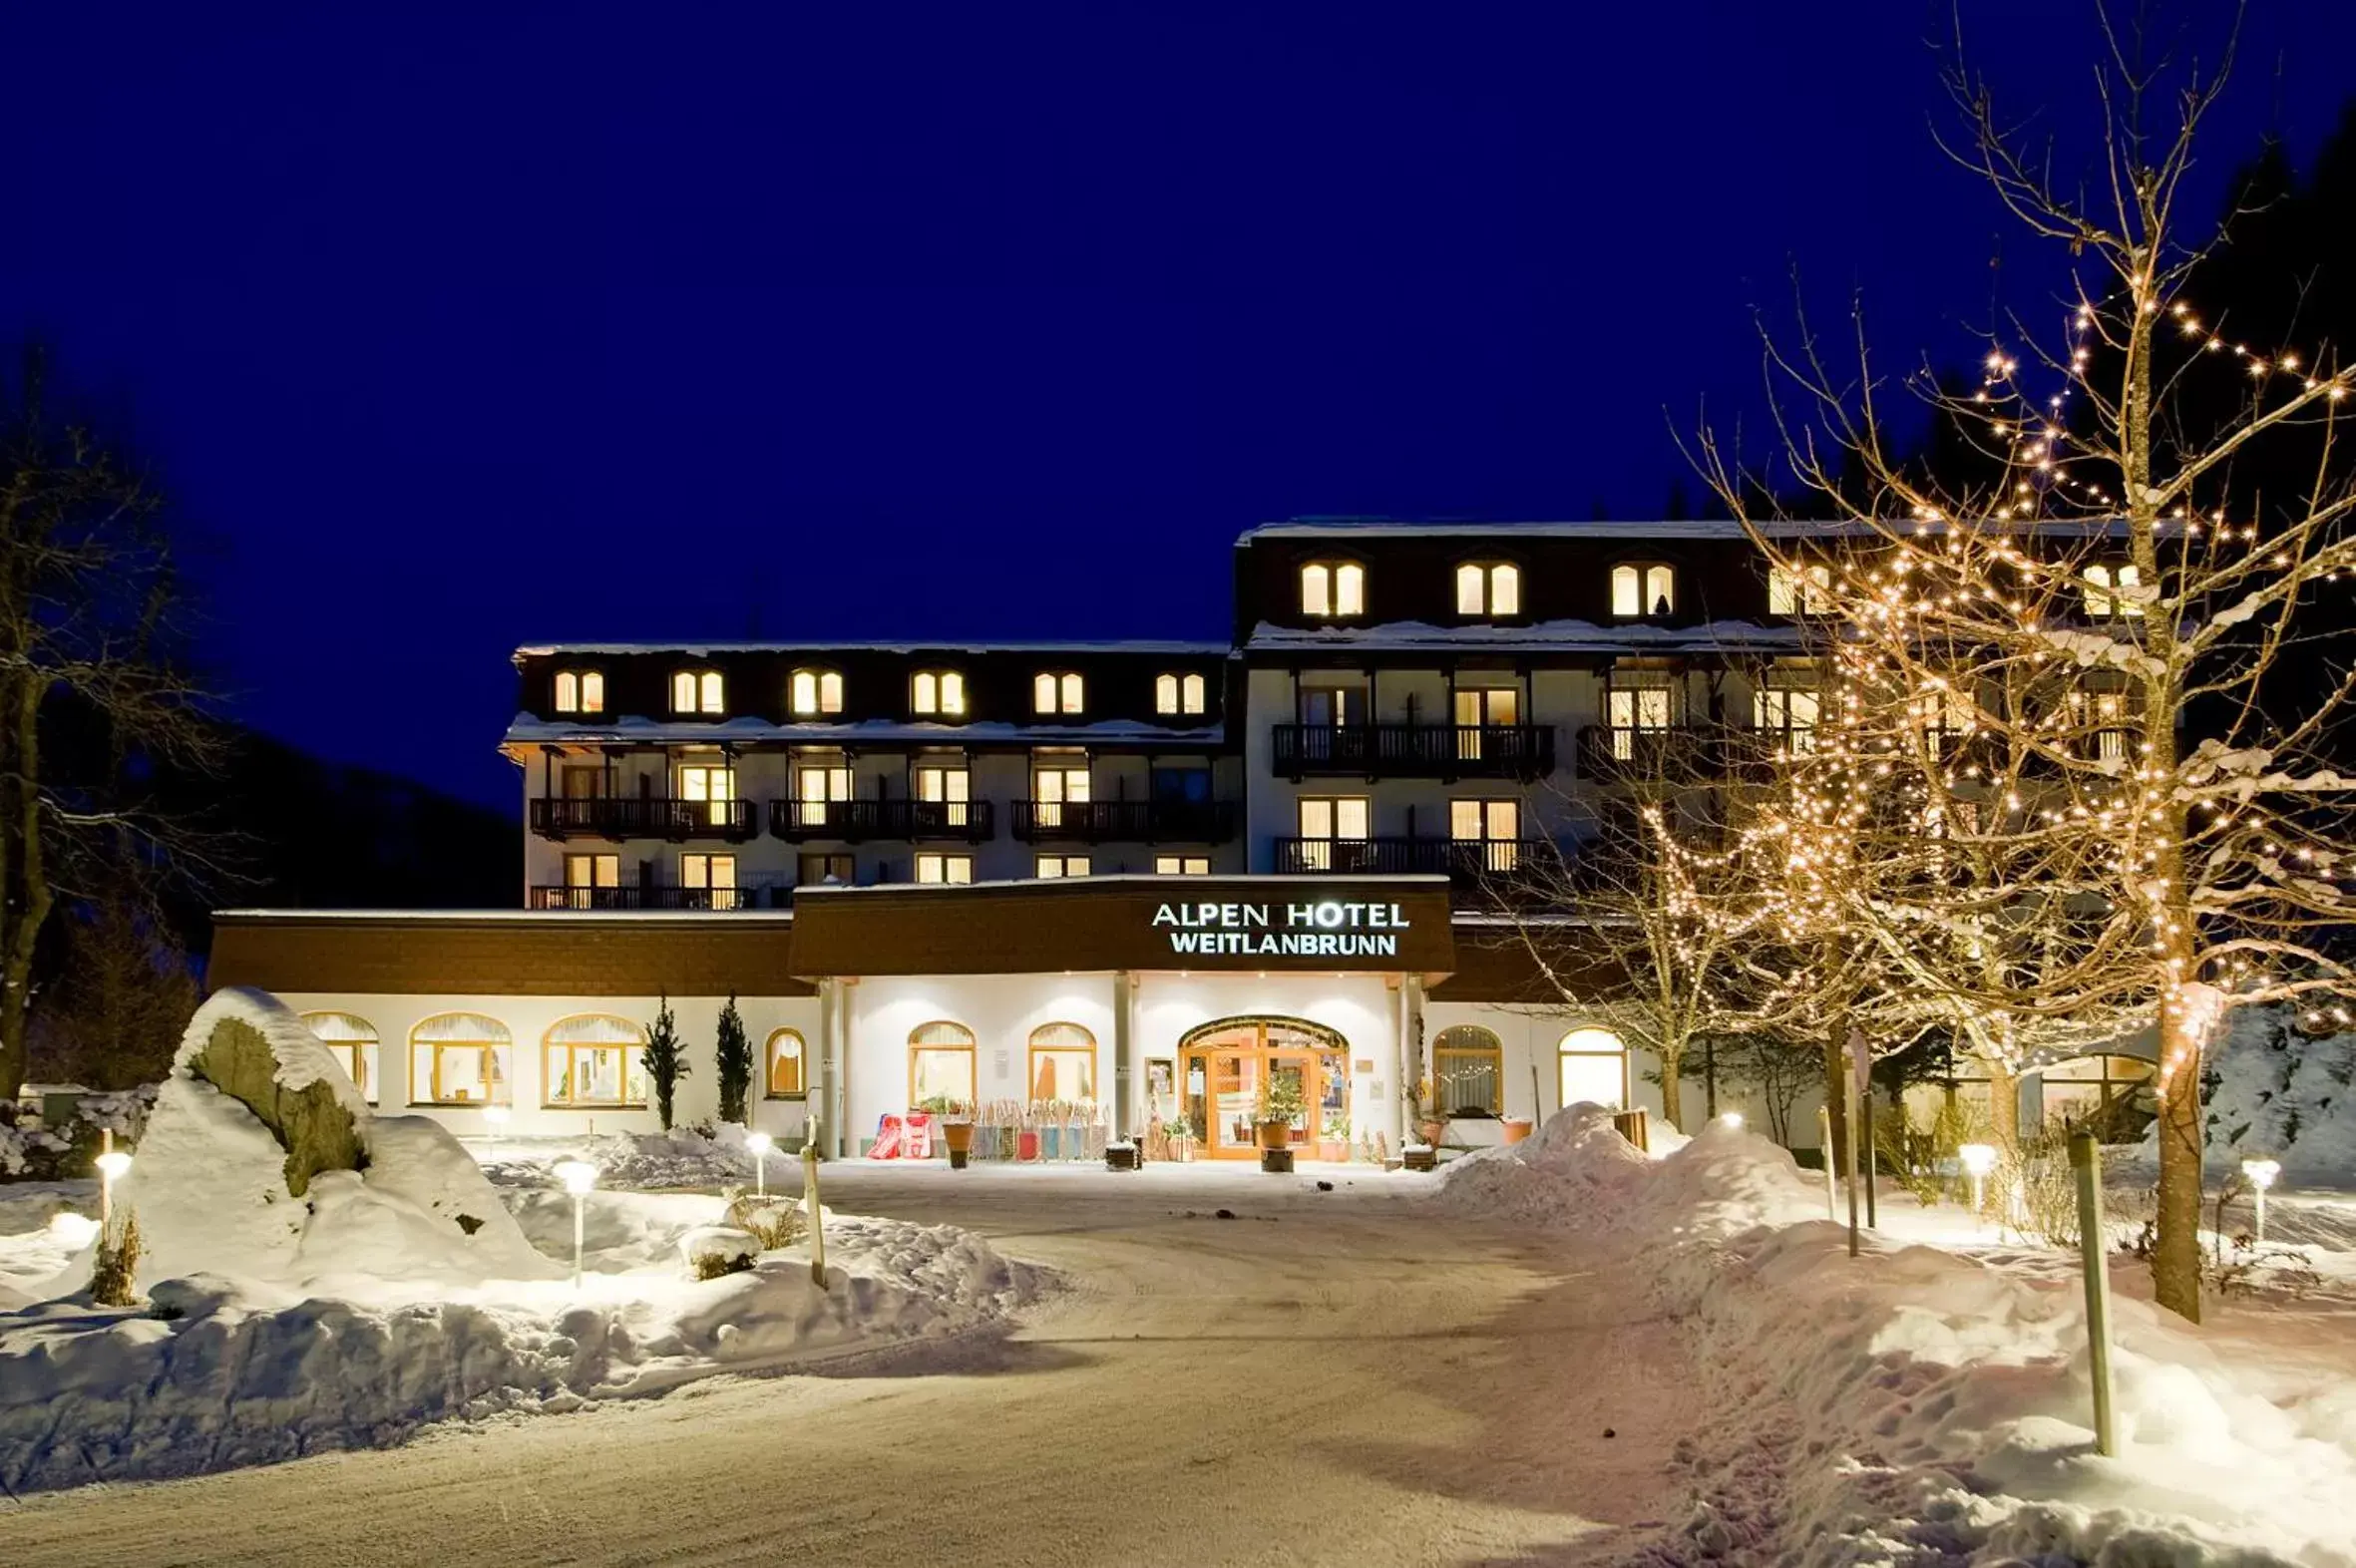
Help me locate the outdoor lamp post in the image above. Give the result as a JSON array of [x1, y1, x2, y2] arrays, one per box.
[[2241, 1157, 2280, 1244], [95, 1145, 133, 1228], [555, 1158, 597, 1288], [745, 1131, 774, 1198], [1959, 1143, 1998, 1234], [483, 1102, 511, 1165], [1720, 1111, 1744, 1131]]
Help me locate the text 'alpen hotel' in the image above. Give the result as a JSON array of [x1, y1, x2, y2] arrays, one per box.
[[209, 518, 1827, 1157]]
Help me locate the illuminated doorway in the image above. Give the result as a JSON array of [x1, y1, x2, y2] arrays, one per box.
[[1177, 1016, 1349, 1159]]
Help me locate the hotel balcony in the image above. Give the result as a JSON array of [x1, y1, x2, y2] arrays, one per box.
[[1009, 799, 1240, 844], [527, 884, 776, 911], [529, 796, 760, 843], [1270, 835, 1565, 888], [1270, 723, 1555, 782], [1572, 724, 1751, 781], [769, 798, 995, 844]]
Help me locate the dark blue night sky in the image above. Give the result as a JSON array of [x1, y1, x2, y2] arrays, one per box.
[[5, 3, 2350, 808]]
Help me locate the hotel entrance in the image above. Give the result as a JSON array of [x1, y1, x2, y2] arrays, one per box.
[[1179, 1017, 1349, 1159]]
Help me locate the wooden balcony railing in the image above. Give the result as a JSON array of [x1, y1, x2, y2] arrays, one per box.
[[529, 796, 759, 843], [1009, 799, 1239, 844], [1269, 836, 1564, 886], [527, 884, 771, 911], [768, 798, 994, 843], [1271, 723, 1555, 781]]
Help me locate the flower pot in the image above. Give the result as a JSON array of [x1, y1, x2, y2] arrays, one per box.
[[1417, 1117, 1447, 1148], [942, 1121, 975, 1169], [1260, 1147, 1295, 1174], [1502, 1117, 1534, 1144], [1255, 1119, 1292, 1152]]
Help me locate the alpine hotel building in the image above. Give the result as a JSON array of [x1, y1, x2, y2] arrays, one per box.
[[209, 520, 1835, 1157]]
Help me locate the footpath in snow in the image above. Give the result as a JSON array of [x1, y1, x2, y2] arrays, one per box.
[[0, 990, 1045, 1494], [1434, 1108, 2356, 1568]]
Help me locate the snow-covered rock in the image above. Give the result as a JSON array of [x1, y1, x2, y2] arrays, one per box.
[[679, 1226, 760, 1275], [179, 987, 367, 1196]]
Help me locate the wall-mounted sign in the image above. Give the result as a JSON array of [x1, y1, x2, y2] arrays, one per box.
[[1152, 900, 1412, 959]]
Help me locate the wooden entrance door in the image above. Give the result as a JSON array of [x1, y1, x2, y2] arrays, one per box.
[[1179, 1018, 1345, 1159]]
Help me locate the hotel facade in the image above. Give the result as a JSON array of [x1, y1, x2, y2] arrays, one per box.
[[208, 519, 2159, 1154]]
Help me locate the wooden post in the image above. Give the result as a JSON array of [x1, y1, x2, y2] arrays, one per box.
[[2069, 1131, 2117, 1456], [99, 1127, 114, 1228], [1816, 1105, 1836, 1221], [802, 1140, 827, 1289], [1842, 1069, 1862, 1258]]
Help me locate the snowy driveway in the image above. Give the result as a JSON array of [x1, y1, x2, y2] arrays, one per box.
[[2, 1164, 1697, 1567]]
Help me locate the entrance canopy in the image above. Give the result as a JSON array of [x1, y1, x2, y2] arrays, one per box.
[[788, 874, 1455, 980]]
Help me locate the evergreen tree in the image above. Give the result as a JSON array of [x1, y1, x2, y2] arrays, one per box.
[[714, 992, 751, 1124], [641, 993, 689, 1131]]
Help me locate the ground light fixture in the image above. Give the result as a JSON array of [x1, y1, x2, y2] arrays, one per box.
[[555, 1158, 598, 1288], [2241, 1157, 2281, 1244], [1959, 1143, 1999, 1234], [94, 1147, 133, 1227], [745, 1131, 774, 1198], [1719, 1111, 1744, 1130]]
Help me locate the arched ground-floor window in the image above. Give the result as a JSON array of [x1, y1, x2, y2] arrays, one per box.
[[411, 1012, 513, 1106], [767, 1028, 807, 1098], [909, 1020, 977, 1109], [1432, 1024, 1504, 1114], [301, 1011, 380, 1105], [1027, 1022, 1097, 1100], [1557, 1027, 1628, 1109], [543, 1014, 648, 1108]]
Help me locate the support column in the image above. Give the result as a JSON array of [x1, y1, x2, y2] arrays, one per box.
[[1403, 974, 1427, 1135], [835, 979, 856, 1159], [1112, 970, 1135, 1140], [1384, 978, 1408, 1147], [814, 980, 838, 1157]]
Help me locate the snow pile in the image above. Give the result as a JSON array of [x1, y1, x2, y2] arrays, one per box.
[[1440, 1107, 2356, 1566], [0, 1203, 1043, 1492], [488, 1123, 768, 1191], [2128, 1008, 2356, 1189]]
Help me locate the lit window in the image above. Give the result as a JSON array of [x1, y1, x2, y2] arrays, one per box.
[[1033, 671, 1084, 715], [680, 853, 738, 910], [1035, 854, 1091, 878], [1028, 1021, 1097, 1100], [794, 764, 852, 829], [409, 1012, 513, 1108], [1754, 666, 1821, 754], [553, 670, 604, 715], [1611, 564, 1676, 616], [913, 670, 967, 716], [543, 1014, 648, 1108], [1433, 1024, 1504, 1115], [1032, 758, 1090, 828], [1455, 563, 1521, 615], [555, 853, 619, 909], [1301, 561, 1365, 616], [790, 668, 843, 716], [915, 764, 972, 829], [1449, 800, 1521, 872], [1154, 854, 1212, 876], [1556, 1026, 1627, 1109], [1157, 672, 1208, 716], [671, 669, 725, 715], [1451, 685, 1519, 761], [1768, 562, 1832, 614], [1605, 671, 1675, 757], [301, 1011, 380, 1105], [676, 761, 735, 827], [909, 1020, 978, 1108], [1294, 796, 1371, 869], [766, 1029, 806, 1098], [915, 853, 973, 885], [2082, 563, 2145, 618]]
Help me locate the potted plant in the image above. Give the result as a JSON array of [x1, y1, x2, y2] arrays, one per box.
[[920, 1094, 976, 1168], [1319, 1111, 1350, 1164], [1411, 1075, 1447, 1148], [1255, 1075, 1305, 1152]]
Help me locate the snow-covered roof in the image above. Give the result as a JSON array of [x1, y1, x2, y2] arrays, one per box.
[[792, 871, 1450, 897], [1244, 617, 1807, 654], [500, 714, 1227, 748], [211, 908, 798, 923], [1235, 516, 2143, 543], [513, 638, 1228, 659]]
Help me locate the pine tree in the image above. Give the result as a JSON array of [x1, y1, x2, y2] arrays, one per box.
[[642, 993, 689, 1132], [714, 992, 751, 1125]]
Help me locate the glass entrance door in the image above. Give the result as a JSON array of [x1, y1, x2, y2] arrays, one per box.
[[1178, 1018, 1347, 1159]]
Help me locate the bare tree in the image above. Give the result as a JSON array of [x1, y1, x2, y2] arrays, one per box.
[[1, 348, 220, 1101], [1692, 16, 2356, 1320]]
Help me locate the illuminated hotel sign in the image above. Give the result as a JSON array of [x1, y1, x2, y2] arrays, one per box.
[[1153, 900, 1411, 958]]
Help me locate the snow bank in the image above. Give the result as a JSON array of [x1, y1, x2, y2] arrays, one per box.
[[1440, 1105, 2356, 1566], [2127, 1008, 2356, 1189], [0, 1206, 1043, 1492], [488, 1124, 768, 1191]]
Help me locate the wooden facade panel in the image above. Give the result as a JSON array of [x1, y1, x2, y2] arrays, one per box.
[[209, 917, 811, 997]]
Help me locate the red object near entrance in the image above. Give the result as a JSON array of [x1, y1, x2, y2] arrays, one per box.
[[869, 1112, 937, 1159]]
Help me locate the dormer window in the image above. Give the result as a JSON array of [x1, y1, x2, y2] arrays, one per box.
[[553, 669, 605, 715], [2082, 563, 2145, 618], [1611, 563, 1676, 618], [912, 669, 967, 717], [1156, 671, 1208, 716], [1455, 562, 1521, 616], [1767, 562, 1832, 615], [1032, 671, 1084, 715], [1301, 561, 1366, 617], [790, 668, 844, 716], [670, 669, 725, 715]]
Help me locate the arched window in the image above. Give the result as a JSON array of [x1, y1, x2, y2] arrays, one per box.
[[553, 669, 605, 715], [1768, 562, 1831, 614], [2082, 562, 2145, 619], [1556, 1026, 1628, 1109], [301, 1011, 379, 1105], [1300, 561, 1366, 616], [1156, 672, 1208, 716], [790, 668, 843, 716], [766, 1028, 807, 1098], [410, 1012, 513, 1107], [1431, 1024, 1504, 1114], [1455, 563, 1520, 616], [671, 668, 725, 715], [913, 670, 967, 716], [543, 1014, 647, 1108], [1032, 671, 1084, 714], [1027, 1021, 1097, 1101], [908, 1020, 977, 1108], [1610, 563, 1676, 617]]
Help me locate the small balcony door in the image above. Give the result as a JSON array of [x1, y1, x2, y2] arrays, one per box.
[[676, 762, 735, 827], [1300, 684, 1366, 727], [1295, 796, 1370, 871], [1452, 685, 1519, 760], [563, 853, 619, 909], [796, 764, 852, 828], [561, 765, 604, 799], [681, 853, 738, 910], [916, 764, 971, 829], [1605, 677, 1675, 759], [1450, 799, 1521, 872], [1033, 762, 1089, 829]]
